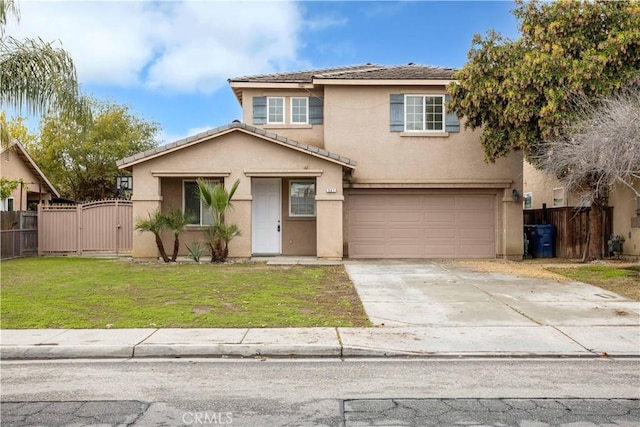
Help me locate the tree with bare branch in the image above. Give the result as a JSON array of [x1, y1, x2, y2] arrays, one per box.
[[536, 88, 640, 260]]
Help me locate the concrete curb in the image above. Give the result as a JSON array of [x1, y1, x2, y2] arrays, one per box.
[[2, 326, 639, 360]]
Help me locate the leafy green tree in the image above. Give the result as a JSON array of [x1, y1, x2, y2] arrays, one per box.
[[0, 111, 37, 148], [0, 176, 21, 200], [448, 0, 640, 162], [33, 97, 158, 201], [197, 179, 241, 263], [161, 208, 193, 262], [135, 210, 170, 263], [0, 0, 86, 148]]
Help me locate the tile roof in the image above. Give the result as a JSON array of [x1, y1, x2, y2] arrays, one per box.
[[229, 63, 457, 83], [117, 122, 357, 169]]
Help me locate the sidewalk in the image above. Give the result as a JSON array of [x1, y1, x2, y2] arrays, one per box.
[[2, 325, 639, 359]]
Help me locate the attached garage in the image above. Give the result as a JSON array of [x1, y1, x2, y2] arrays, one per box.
[[347, 193, 496, 259]]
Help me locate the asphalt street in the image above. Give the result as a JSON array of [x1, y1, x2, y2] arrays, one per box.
[[2, 398, 639, 426], [1, 358, 639, 426]]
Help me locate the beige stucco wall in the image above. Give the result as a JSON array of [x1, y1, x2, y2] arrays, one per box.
[[609, 181, 640, 256], [322, 85, 523, 185], [323, 85, 523, 259], [130, 131, 345, 259], [523, 161, 639, 257], [523, 161, 582, 209], [241, 89, 325, 148], [1, 148, 53, 210], [281, 178, 316, 256]]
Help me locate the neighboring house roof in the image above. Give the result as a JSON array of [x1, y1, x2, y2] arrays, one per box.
[[1, 140, 60, 198], [229, 63, 457, 83], [117, 121, 357, 170]]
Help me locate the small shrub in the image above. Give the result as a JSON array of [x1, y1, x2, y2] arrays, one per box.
[[186, 241, 205, 263]]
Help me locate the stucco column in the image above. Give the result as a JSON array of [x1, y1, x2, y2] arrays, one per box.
[[131, 174, 162, 259], [227, 195, 252, 258], [501, 188, 524, 260], [316, 195, 344, 259]]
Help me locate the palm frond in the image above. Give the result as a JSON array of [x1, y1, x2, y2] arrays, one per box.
[[134, 210, 167, 234], [0, 0, 20, 36], [1, 37, 80, 115], [0, 36, 90, 147]]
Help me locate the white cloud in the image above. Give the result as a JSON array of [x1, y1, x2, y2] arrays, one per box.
[[157, 124, 217, 145], [6, 0, 308, 94]]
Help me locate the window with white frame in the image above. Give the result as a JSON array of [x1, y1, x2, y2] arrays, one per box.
[[267, 97, 285, 124], [183, 180, 218, 225], [523, 192, 533, 210], [289, 180, 315, 217], [405, 95, 445, 132], [552, 187, 565, 207], [290, 97, 308, 124], [1, 197, 14, 212]]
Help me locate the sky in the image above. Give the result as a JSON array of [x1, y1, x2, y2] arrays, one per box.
[[6, 0, 521, 145]]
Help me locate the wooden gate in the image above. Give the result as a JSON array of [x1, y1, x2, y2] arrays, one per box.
[[38, 200, 133, 255], [1, 211, 38, 260]]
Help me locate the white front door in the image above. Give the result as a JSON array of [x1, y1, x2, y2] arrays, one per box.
[[252, 178, 281, 254]]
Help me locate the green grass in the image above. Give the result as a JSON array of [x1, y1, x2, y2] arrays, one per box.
[[0, 257, 370, 329], [548, 265, 640, 301]]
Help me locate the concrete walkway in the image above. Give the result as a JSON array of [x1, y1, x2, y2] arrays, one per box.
[[1, 260, 638, 360]]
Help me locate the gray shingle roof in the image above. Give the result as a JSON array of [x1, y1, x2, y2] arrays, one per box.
[[117, 122, 357, 169], [229, 63, 456, 83]]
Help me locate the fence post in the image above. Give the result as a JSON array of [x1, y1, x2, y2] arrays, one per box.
[[76, 204, 82, 256], [37, 204, 43, 256], [115, 199, 119, 256]]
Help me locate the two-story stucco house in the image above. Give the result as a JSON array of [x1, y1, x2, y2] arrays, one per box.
[[117, 64, 524, 260]]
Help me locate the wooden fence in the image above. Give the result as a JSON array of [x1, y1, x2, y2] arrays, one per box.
[[38, 200, 133, 255], [523, 206, 613, 258], [1, 211, 38, 260]]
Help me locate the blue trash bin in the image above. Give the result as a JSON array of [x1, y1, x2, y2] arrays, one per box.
[[531, 224, 556, 258]]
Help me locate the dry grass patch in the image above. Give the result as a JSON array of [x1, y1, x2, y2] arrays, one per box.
[[449, 259, 639, 301], [1, 257, 370, 329]]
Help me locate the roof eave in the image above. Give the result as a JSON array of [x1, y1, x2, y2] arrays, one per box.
[[312, 78, 457, 86], [2, 140, 61, 198], [117, 123, 357, 170]]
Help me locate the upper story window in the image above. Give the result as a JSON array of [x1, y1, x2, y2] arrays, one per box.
[[390, 93, 458, 134], [253, 96, 322, 126], [405, 95, 444, 132], [267, 97, 285, 124], [290, 97, 308, 124]]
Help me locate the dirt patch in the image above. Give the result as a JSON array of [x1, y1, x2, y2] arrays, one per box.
[[447, 259, 571, 281], [193, 306, 212, 314]]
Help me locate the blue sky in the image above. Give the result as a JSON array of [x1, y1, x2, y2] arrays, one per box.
[[8, 1, 521, 144]]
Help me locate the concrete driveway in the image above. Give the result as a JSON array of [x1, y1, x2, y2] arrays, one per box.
[[343, 260, 640, 329]]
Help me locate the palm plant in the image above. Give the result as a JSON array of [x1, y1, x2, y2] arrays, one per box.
[[1, 0, 88, 148], [197, 179, 241, 263], [161, 208, 193, 262], [134, 210, 170, 263]]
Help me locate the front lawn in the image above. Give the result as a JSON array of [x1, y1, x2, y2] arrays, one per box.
[[548, 265, 640, 301], [0, 257, 370, 329]]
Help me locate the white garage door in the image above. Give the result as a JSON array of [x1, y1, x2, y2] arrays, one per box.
[[348, 194, 496, 258]]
